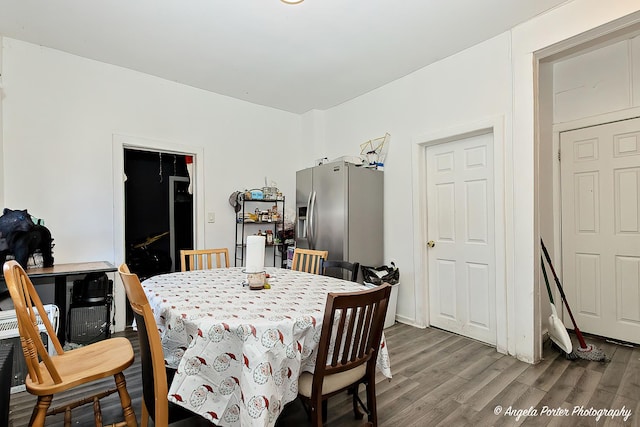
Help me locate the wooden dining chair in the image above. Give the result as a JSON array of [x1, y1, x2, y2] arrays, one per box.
[[179, 248, 230, 271], [322, 260, 360, 282], [297, 283, 392, 427], [2, 260, 137, 427], [118, 263, 197, 427], [291, 248, 328, 275]]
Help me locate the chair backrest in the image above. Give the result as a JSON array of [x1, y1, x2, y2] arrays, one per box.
[[291, 248, 328, 275], [312, 283, 391, 394], [180, 248, 230, 271], [118, 263, 169, 425], [323, 260, 360, 282], [2, 260, 65, 385]]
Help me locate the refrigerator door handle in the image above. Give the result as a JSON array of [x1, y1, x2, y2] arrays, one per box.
[[305, 191, 312, 242], [308, 191, 317, 249]]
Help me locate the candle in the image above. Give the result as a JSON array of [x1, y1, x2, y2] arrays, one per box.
[[246, 235, 266, 273]]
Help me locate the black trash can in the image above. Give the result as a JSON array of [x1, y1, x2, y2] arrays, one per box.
[[361, 262, 399, 328]]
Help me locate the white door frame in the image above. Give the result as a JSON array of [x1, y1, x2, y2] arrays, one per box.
[[169, 175, 192, 271], [412, 116, 508, 355], [111, 134, 205, 332]]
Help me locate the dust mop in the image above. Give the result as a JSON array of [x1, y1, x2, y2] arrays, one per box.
[[541, 239, 610, 362], [541, 256, 574, 358]]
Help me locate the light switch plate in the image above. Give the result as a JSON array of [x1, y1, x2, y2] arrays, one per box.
[[207, 212, 215, 223]]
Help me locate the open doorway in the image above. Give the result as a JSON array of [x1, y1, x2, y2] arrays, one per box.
[[122, 149, 194, 327], [124, 149, 194, 279], [112, 134, 204, 332], [536, 18, 640, 346]]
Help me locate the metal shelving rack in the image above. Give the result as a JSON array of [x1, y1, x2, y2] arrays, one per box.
[[235, 196, 286, 268]]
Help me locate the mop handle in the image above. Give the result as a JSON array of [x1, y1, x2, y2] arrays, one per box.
[[540, 256, 555, 304], [540, 239, 588, 348]]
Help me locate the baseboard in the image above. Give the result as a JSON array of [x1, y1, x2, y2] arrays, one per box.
[[394, 315, 426, 329]]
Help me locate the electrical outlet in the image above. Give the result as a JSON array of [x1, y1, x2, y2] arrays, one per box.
[[207, 212, 215, 223]]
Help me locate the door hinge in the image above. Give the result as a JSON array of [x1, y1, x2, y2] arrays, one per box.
[[558, 150, 561, 162]]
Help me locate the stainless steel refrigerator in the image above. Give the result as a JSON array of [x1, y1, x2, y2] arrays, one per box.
[[296, 161, 384, 277]]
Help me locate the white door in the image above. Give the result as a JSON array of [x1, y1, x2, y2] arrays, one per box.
[[560, 117, 640, 344], [426, 132, 496, 345]]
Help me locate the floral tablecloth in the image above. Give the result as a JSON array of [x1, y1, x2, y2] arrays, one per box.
[[142, 267, 392, 427]]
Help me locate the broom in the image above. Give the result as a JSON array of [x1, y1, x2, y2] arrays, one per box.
[[541, 256, 575, 359], [540, 239, 609, 362]]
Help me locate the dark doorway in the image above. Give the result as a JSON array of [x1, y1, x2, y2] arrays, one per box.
[[123, 149, 194, 280]]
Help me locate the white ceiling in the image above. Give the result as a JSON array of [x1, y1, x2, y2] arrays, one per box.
[[0, 0, 568, 113]]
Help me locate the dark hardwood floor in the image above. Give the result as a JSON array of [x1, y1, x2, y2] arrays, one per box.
[[8, 323, 640, 426]]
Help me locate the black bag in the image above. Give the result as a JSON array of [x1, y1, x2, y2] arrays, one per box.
[[71, 273, 112, 304], [361, 262, 399, 285]]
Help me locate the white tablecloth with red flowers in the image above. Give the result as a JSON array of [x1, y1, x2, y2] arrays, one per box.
[[141, 267, 392, 427]]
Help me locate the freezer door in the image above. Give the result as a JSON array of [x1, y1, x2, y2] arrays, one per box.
[[313, 162, 347, 260], [348, 164, 384, 268], [295, 168, 313, 249]]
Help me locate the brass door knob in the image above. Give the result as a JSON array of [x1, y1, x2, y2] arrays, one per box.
[[427, 240, 435, 248]]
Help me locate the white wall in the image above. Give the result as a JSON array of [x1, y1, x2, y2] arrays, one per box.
[[316, 32, 513, 329], [301, 0, 640, 363], [538, 61, 555, 336], [2, 38, 301, 262], [1, 38, 302, 329], [553, 36, 640, 124], [0, 39, 4, 207]]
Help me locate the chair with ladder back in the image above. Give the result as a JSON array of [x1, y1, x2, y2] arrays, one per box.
[[322, 260, 360, 282], [118, 263, 198, 427], [3, 260, 137, 427], [179, 248, 230, 271], [291, 248, 328, 275], [297, 283, 391, 427]]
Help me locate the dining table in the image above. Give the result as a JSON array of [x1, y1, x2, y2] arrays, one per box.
[[142, 266, 392, 427]]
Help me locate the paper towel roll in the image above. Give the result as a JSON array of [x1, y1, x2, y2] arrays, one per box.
[[246, 235, 266, 273]]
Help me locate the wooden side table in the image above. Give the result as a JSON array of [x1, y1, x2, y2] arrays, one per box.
[[2, 261, 117, 343]]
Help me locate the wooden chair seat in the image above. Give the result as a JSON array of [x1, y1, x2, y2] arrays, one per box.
[[25, 337, 134, 396]]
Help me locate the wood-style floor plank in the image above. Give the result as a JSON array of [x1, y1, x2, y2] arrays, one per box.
[[453, 355, 520, 407], [531, 363, 586, 412], [617, 348, 640, 401], [8, 324, 640, 426]]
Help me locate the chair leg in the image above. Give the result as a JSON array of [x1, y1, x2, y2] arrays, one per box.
[[93, 396, 103, 427], [311, 396, 324, 427], [64, 406, 72, 427], [351, 384, 364, 419], [141, 399, 149, 427], [365, 379, 378, 427], [113, 372, 137, 427], [29, 395, 53, 427], [300, 397, 312, 421]]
